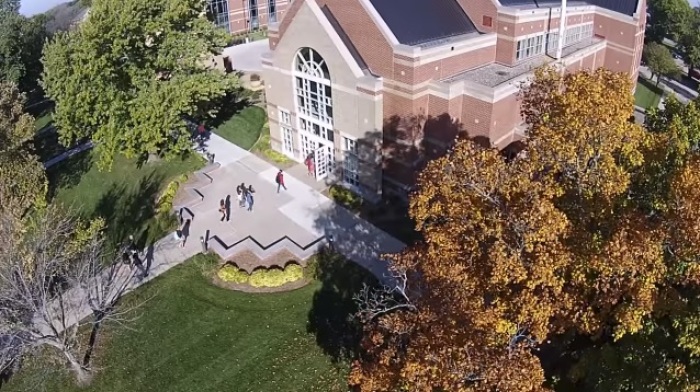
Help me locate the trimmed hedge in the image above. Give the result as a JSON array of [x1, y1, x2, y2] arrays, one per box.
[[217, 264, 249, 284], [217, 262, 305, 288]]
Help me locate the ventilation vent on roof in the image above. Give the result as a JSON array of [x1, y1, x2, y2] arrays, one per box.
[[496, 71, 508, 76], [483, 16, 493, 27]]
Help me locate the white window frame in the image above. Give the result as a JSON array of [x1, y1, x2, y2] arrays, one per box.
[[279, 109, 291, 126], [342, 136, 360, 188], [516, 34, 544, 61], [281, 126, 294, 157]]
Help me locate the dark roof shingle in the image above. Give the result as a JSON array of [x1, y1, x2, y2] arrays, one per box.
[[368, 0, 479, 46]]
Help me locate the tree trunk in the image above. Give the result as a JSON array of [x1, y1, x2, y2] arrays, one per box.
[[65, 350, 92, 386]]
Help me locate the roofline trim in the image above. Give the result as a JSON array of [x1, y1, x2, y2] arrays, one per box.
[[303, 0, 365, 79], [497, 4, 636, 24], [357, 0, 400, 47]]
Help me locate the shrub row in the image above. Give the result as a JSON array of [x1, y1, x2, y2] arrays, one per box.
[[217, 263, 304, 288], [329, 184, 362, 211], [156, 174, 188, 216]]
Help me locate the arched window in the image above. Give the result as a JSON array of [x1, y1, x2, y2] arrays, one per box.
[[295, 47, 330, 80], [293, 47, 333, 126]]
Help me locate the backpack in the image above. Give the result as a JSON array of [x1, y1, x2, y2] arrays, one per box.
[[275, 172, 281, 184]]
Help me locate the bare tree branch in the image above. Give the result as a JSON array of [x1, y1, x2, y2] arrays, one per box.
[[0, 206, 146, 385]]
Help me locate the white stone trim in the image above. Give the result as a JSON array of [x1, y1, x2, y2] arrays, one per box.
[[497, 5, 634, 25], [605, 40, 635, 55], [264, 63, 384, 101], [394, 34, 498, 66], [357, 0, 400, 46], [303, 0, 365, 78], [498, 5, 595, 23]]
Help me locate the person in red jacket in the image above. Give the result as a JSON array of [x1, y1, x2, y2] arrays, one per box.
[[275, 169, 287, 193]]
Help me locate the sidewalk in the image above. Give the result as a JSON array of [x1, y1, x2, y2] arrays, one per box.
[[35, 131, 406, 335]]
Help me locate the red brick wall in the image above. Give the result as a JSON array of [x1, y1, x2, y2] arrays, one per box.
[[393, 46, 496, 84], [491, 93, 520, 143], [461, 95, 492, 139], [316, 0, 395, 77], [455, 0, 498, 33]]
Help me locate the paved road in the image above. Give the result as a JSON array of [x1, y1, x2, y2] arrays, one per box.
[[221, 39, 269, 73]]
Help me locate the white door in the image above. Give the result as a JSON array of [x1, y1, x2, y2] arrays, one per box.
[[314, 144, 334, 180], [282, 127, 294, 157], [300, 134, 317, 161]]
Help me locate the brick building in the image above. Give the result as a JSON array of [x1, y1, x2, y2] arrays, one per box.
[[261, 0, 646, 201], [207, 0, 292, 34]]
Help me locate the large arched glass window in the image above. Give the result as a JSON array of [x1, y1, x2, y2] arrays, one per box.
[[294, 48, 333, 125]]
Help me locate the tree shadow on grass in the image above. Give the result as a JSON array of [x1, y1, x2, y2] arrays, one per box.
[[93, 172, 165, 250], [196, 86, 252, 129], [307, 247, 379, 364], [45, 150, 93, 202]]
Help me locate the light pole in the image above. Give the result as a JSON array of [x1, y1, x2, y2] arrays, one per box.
[[556, 0, 568, 62]]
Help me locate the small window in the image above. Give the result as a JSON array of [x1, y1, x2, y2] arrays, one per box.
[[482, 16, 493, 27], [279, 109, 291, 126]]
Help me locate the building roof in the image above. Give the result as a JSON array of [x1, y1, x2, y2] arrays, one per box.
[[321, 5, 369, 71], [368, 0, 479, 46], [498, 0, 639, 16]]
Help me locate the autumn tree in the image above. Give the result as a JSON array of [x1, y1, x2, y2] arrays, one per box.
[[350, 68, 700, 391], [42, 0, 239, 170], [0, 81, 47, 220]]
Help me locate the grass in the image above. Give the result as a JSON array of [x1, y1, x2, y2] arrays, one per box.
[[47, 150, 204, 249], [33, 111, 53, 132], [2, 250, 372, 392], [215, 106, 267, 150], [251, 122, 294, 167], [635, 77, 664, 109]]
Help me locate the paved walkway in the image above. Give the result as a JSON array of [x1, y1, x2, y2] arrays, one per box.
[[221, 39, 269, 73], [35, 131, 406, 335]]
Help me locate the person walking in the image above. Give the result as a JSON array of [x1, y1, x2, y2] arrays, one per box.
[[275, 170, 287, 193], [218, 199, 226, 221], [131, 252, 148, 278], [246, 190, 254, 212], [236, 185, 245, 207], [304, 153, 315, 177], [179, 219, 191, 247]]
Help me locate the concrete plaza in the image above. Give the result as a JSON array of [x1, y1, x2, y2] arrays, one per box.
[[172, 132, 406, 281]]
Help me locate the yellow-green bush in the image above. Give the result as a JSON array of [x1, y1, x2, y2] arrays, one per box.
[[329, 184, 362, 211], [283, 263, 304, 283], [156, 174, 188, 216], [247, 264, 305, 288], [217, 262, 304, 288], [217, 264, 249, 284]]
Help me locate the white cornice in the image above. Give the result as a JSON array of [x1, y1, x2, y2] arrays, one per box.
[[394, 34, 498, 66], [304, 0, 365, 79], [356, 0, 399, 46]]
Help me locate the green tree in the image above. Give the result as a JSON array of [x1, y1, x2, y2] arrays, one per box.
[[647, 0, 693, 43], [0, 81, 47, 220], [0, 0, 48, 98], [42, 0, 238, 170], [644, 42, 681, 85]]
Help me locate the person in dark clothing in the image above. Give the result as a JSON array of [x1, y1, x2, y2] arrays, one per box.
[[275, 170, 287, 193], [179, 219, 191, 247], [218, 199, 226, 221], [131, 252, 148, 278], [246, 191, 254, 211]]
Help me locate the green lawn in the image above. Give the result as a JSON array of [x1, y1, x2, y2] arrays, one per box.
[[47, 150, 204, 248], [33, 111, 53, 132], [3, 251, 370, 392], [215, 106, 267, 150], [635, 77, 664, 109]]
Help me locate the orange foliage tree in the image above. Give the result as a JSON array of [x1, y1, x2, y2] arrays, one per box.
[[349, 68, 700, 391]]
